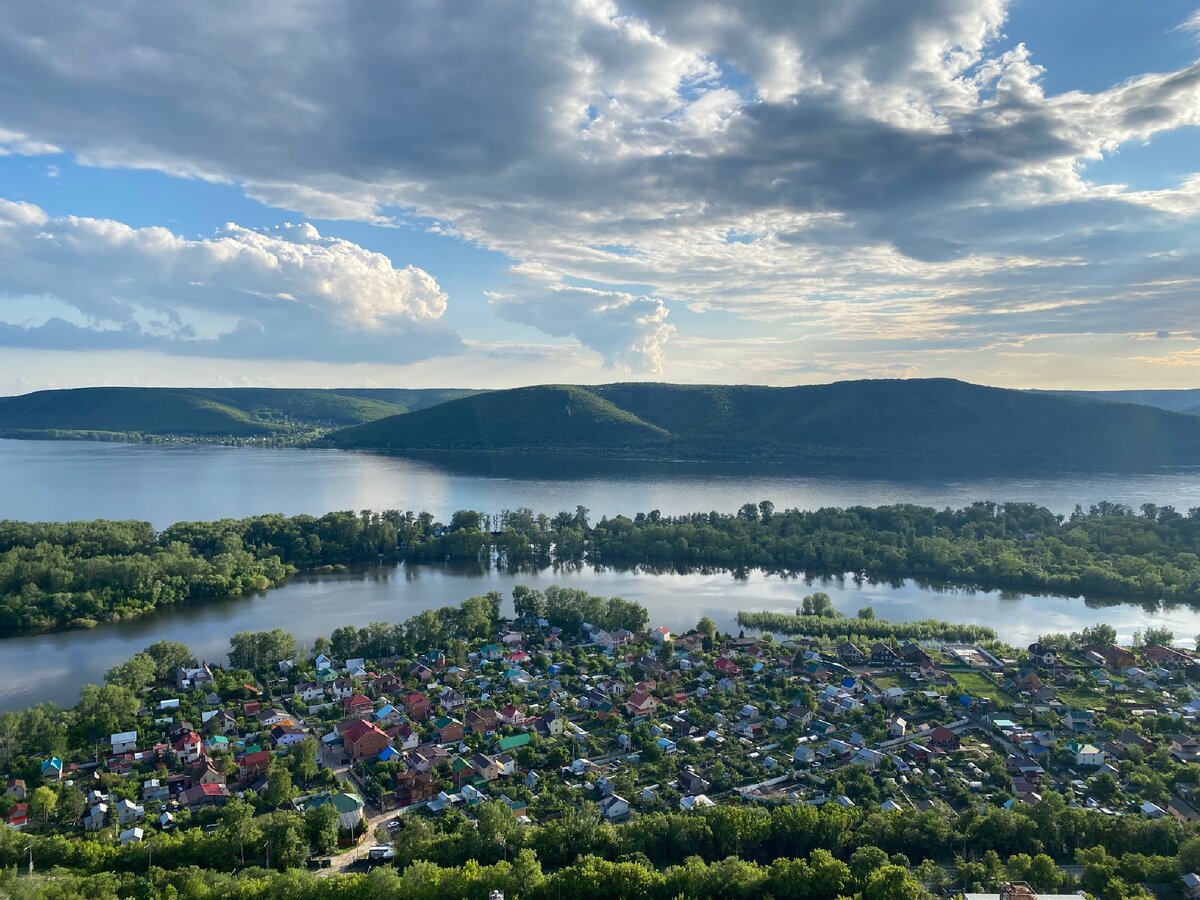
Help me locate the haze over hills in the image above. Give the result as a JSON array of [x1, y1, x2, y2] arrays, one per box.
[[0, 387, 480, 440], [326, 379, 1200, 468], [1043, 388, 1200, 417]]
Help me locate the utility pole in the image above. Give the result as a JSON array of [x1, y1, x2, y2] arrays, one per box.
[[25, 845, 32, 876]]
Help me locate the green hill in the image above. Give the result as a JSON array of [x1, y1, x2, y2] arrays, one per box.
[[326, 378, 1200, 467], [0, 387, 480, 440], [1041, 388, 1200, 415], [328, 385, 671, 452]]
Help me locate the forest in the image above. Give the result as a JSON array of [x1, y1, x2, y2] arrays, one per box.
[[5, 499, 1200, 633]]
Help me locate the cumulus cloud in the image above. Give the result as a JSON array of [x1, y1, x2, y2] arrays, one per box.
[[488, 278, 673, 372], [0, 1, 1198, 371], [0, 200, 459, 362]]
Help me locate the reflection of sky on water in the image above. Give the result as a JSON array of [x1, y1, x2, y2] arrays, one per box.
[[4, 563, 1199, 711]]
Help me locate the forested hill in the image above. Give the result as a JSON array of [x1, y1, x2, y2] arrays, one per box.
[[325, 378, 1200, 467], [0, 386, 479, 440]]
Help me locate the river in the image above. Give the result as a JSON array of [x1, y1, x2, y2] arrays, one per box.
[[4, 438, 1200, 710]]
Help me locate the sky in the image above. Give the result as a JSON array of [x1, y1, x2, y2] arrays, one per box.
[[1, 0, 1200, 394]]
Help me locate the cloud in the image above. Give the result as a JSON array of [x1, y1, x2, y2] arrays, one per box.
[[0, 2, 1198, 371], [0, 200, 460, 362], [488, 278, 673, 372]]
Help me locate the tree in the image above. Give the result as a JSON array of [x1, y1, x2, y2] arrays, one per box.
[[143, 641, 196, 681], [850, 845, 890, 886], [697, 617, 718, 641], [264, 757, 295, 808], [262, 811, 308, 870], [863, 864, 922, 900], [74, 683, 138, 746], [305, 803, 339, 855], [290, 738, 318, 785], [105, 653, 157, 690], [220, 797, 261, 864], [858, 606, 876, 621], [30, 785, 57, 823], [1143, 626, 1175, 647], [513, 585, 546, 620]]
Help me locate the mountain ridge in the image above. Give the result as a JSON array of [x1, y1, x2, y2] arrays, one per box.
[[325, 378, 1200, 467]]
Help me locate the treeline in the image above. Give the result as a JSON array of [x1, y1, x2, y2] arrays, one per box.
[[1, 793, 1194, 899], [735, 610, 996, 642], [0, 511, 404, 633], [9, 499, 1200, 634], [410, 501, 1200, 606]]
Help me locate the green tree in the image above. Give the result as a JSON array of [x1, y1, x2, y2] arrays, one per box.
[[264, 757, 295, 808], [864, 864, 923, 900], [305, 803, 339, 855], [104, 653, 157, 690], [30, 785, 58, 823], [290, 738, 318, 785]]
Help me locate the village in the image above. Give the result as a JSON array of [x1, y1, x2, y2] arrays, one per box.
[[6, 605, 1200, 893]]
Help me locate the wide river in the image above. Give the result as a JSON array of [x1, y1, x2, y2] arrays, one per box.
[[5, 438, 1200, 709]]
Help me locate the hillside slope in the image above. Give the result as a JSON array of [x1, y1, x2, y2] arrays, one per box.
[[0, 387, 480, 439], [329, 385, 671, 451], [1042, 388, 1200, 416], [326, 378, 1200, 467]]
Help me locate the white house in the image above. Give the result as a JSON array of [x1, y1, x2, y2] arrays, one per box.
[[118, 827, 144, 845], [110, 731, 138, 755], [116, 799, 145, 825], [1069, 742, 1105, 766], [680, 794, 716, 812], [599, 794, 630, 820]]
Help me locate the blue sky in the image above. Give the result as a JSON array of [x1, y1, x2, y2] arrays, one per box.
[[1, 0, 1199, 393]]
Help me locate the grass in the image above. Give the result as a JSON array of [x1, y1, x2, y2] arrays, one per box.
[[950, 671, 1013, 707]]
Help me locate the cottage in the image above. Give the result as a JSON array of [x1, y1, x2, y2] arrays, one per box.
[[6, 778, 26, 801], [404, 692, 432, 721], [342, 719, 392, 760], [342, 694, 373, 717], [116, 799, 145, 825], [1068, 742, 1105, 766], [624, 690, 659, 717], [929, 726, 960, 752], [111, 731, 138, 755], [238, 750, 272, 779], [600, 794, 630, 820]]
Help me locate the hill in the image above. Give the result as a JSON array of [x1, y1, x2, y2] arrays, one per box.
[[326, 378, 1200, 467], [0, 387, 479, 441], [1042, 388, 1200, 416], [327, 385, 670, 452]]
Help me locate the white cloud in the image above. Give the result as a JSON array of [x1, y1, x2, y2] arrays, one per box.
[[0, 200, 458, 362], [0, 1, 1198, 373]]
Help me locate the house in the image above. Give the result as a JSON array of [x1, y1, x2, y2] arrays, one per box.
[[188, 758, 226, 786], [1068, 742, 1104, 766], [680, 794, 715, 812], [871, 642, 899, 664], [238, 750, 272, 779], [1064, 709, 1095, 732], [432, 716, 465, 745], [470, 753, 503, 782], [342, 719, 392, 760], [258, 708, 293, 728], [624, 690, 659, 717], [713, 657, 741, 677], [404, 692, 432, 721], [342, 694, 373, 717], [6, 778, 26, 801], [929, 726, 960, 751], [539, 710, 565, 736], [407, 662, 435, 682], [388, 723, 420, 751], [7, 803, 28, 830], [838, 641, 866, 664], [111, 731, 138, 754], [439, 689, 467, 711], [1144, 644, 1196, 670], [142, 779, 169, 802], [306, 791, 365, 831], [116, 799, 145, 825], [119, 826, 145, 845], [373, 704, 402, 727], [204, 710, 238, 736], [1183, 872, 1200, 900], [180, 783, 231, 809], [271, 725, 309, 747], [294, 681, 326, 704], [651, 626, 672, 645], [173, 731, 203, 764], [395, 769, 437, 807], [497, 704, 525, 726], [888, 716, 908, 738], [176, 665, 213, 692], [679, 769, 711, 796], [1172, 734, 1200, 762], [1082, 644, 1135, 672], [600, 794, 630, 820], [84, 804, 108, 830], [40, 757, 63, 781]]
